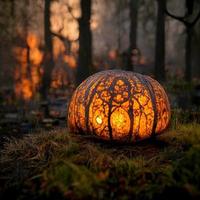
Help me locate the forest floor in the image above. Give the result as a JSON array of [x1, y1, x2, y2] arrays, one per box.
[[1, 123, 200, 200]]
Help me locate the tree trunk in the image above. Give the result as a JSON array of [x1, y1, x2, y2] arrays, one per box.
[[0, 46, 2, 88], [126, 0, 138, 71], [23, 0, 32, 90], [116, 0, 122, 52], [77, 0, 92, 85], [41, 0, 54, 99], [165, 1, 200, 83], [10, 0, 15, 18], [185, 27, 192, 82], [155, 0, 166, 82]]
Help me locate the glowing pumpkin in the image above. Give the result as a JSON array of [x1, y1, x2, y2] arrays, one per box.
[[68, 70, 170, 142]]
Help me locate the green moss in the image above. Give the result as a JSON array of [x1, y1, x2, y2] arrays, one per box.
[[1, 123, 200, 199], [41, 161, 100, 199], [174, 145, 200, 188]]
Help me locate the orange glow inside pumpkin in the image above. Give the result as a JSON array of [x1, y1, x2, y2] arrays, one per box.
[[68, 70, 170, 142], [96, 116, 103, 124]]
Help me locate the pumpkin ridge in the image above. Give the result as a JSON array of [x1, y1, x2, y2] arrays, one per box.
[[84, 74, 104, 134], [114, 76, 134, 141], [107, 77, 119, 140], [142, 76, 158, 136], [133, 73, 149, 140]]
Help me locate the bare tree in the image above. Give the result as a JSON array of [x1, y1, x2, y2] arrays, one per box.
[[10, 0, 15, 18], [155, 0, 166, 82], [49, 0, 92, 86], [77, 0, 92, 85], [41, 0, 55, 99], [165, 0, 200, 82], [23, 0, 31, 83], [126, 0, 139, 71]]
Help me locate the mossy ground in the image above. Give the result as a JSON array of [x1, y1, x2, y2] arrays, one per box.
[[1, 122, 200, 200]]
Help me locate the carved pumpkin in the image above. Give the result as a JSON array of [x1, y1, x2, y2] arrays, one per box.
[[68, 70, 170, 142]]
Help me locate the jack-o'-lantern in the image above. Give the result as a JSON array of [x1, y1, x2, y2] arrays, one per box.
[[68, 70, 170, 142]]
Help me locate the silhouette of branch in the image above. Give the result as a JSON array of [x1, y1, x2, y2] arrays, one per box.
[[191, 10, 200, 26], [51, 31, 66, 42], [51, 0, 78, 21], [65, 3, 78, 21], [165, 9, 189, 26], [51, 31, 78, 42], [165, 6, 200, 27]]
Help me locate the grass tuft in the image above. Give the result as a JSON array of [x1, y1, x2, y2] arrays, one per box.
[[1, 123, 200, 199]]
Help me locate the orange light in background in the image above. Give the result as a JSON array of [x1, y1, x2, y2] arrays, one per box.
[[51, 67, 69, 89], [13, 47, 28, 65], [30, 48, 43, 65], [91, 19, 99, 30], [53, 37, 66, 60], [14, 33, 43, 101], [27, 33, 39, 49], [63, 55, 76, 68], [139, 56, 147, 65], [51, 0, 80, 42], [108, 50, 118, 60], [21, 79, 33, 100], [51, 37, 77, 90]]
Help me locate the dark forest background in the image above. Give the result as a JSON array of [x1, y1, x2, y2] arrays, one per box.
[[0, 0, 200, 133], [0, 0, 200, 95]]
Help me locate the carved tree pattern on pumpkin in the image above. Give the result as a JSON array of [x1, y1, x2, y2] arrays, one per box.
[[68, 70, 170, 142]]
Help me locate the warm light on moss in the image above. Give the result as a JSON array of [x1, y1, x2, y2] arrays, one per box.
[[68, 70, 171, 142]]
